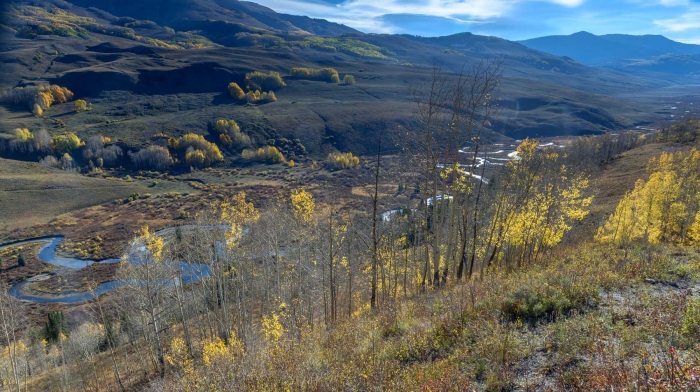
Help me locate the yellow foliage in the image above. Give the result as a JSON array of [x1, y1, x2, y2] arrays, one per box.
[[32, 104, 42, 116], [185, 149, 207, 168], [13, 128, 33, 142], [228, 82, 245, 100], [290, 188, 315, 224], [244, 89, 277, 104], [136, 225, 164, 261], [165, 337, 192, 370], [244, 71, 286, 91], [261, 313, 285, 342], [597, 148, 700, 245], [241, 146, 285, 164], [74, 99, 87, 112], [343, 75, 356, 85], [216, 192, 259, 248], [215, 119, 251, 147], [327, 151, 360, 169], [290, 67, 341, 83], [52, 132, 82, 154], [170, 133, 223, 167]]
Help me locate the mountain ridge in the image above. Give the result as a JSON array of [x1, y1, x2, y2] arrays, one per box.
[[519, 31, 700, 67]]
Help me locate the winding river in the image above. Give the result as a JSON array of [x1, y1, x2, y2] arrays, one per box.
[[0, 228, 211, 305]]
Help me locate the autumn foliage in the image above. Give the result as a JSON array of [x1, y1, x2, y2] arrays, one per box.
[[169, 133, 224, 168], [597, 148, 700, 246], [326, 151, 360, 169], [214, 119, 251, 148], [244, 71, 286, 91], [242, 145, 285, 164], [290, 67, 340, 83]]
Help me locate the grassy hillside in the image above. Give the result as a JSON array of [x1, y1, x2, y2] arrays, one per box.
[[2, 0, 698, 157], [0, 157, 189, 234]]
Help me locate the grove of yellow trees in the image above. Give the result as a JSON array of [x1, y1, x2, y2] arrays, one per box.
[[290, 67, 340, 83], [597, 148, 700, 246], [327, 151, 360, 169], [215, 119, 251, 148], [169, 133, 224, 168], [241, 146, 285, 164]]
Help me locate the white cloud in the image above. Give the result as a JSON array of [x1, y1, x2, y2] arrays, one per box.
[[654, 7, 700, 31], [254, 0, 588, 32]]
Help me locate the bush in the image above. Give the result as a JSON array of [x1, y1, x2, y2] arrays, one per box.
[[343, 75, 356, 85], [129, 146, 173, 171], [0, 85, 73, 113], [169, 133, 224, 168], [244, 90, 276, 104], [290, 67, 340, 83], [83, 136, 123, 167], [242, 146, 285, 164], [327, 151, 360, 170], [52, 132, 82, 154], [17, 254, 26, 267], [59, 153, 77, 171], [244, 71, 286, 91], [39, 155, 59, 168], [228, 82, 245, 100], [214, 119, 251, 148], [74, 99, 87, 112]]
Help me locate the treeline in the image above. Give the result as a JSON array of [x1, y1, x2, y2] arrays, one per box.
[[0, 85, 74, 115], [0, 115, 306, 171], [290, 67, 340, 83]]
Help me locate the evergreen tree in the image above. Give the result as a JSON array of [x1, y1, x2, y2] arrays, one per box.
[[17, 254, 26, 267], [44, 310, 68, 343]]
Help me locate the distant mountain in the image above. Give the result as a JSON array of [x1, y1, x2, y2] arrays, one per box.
[[67, 0, 358, 36], [519, 31, 700, 66]]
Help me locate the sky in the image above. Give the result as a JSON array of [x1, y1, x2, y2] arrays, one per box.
[[252, 0, 700, 43]]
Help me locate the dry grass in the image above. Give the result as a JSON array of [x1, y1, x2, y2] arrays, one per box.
[[0, 158, 187, 235]]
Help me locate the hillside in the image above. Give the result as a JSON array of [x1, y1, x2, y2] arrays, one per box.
[[0, 0, 698, 154]]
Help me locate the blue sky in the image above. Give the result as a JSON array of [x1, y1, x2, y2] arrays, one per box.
[[253, 0, 700, 43]]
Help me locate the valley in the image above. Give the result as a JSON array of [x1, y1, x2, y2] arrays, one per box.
[[0, 0, 700, 390]]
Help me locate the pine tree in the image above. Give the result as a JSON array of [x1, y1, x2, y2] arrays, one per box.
[[17, 254, 26, 267], [44, 311, 68, 343]]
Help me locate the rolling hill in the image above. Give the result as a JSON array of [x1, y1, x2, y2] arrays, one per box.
[[0, 0, 698, 155]]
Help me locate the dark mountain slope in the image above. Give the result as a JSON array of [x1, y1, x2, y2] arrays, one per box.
[[67, 0, 358, 36]]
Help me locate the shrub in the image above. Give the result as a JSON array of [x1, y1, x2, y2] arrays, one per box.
[[52, 132, 82, 154], [343, 75, 356, 85], [290, 67, 340, 83], [39, 155, 59, 168], [129, 146, 173, 171], [0, 85, 73, 113], [185, 148, 207, 168], [214, 119, 251, 148], [228, 82, 245, 100], [169, 133, 224, 168], [245, 90, 277, 104], [327, 151, 360, 170], [59, 153, 77, 171], [17, 254, 26, 267], [242, 146, 285, 164], [244, 71, 286, 91], [83, 136, 123, 167], [74, 99, 87, 112]]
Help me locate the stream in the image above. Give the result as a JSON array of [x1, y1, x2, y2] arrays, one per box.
[[0, 228, 211, 304]]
